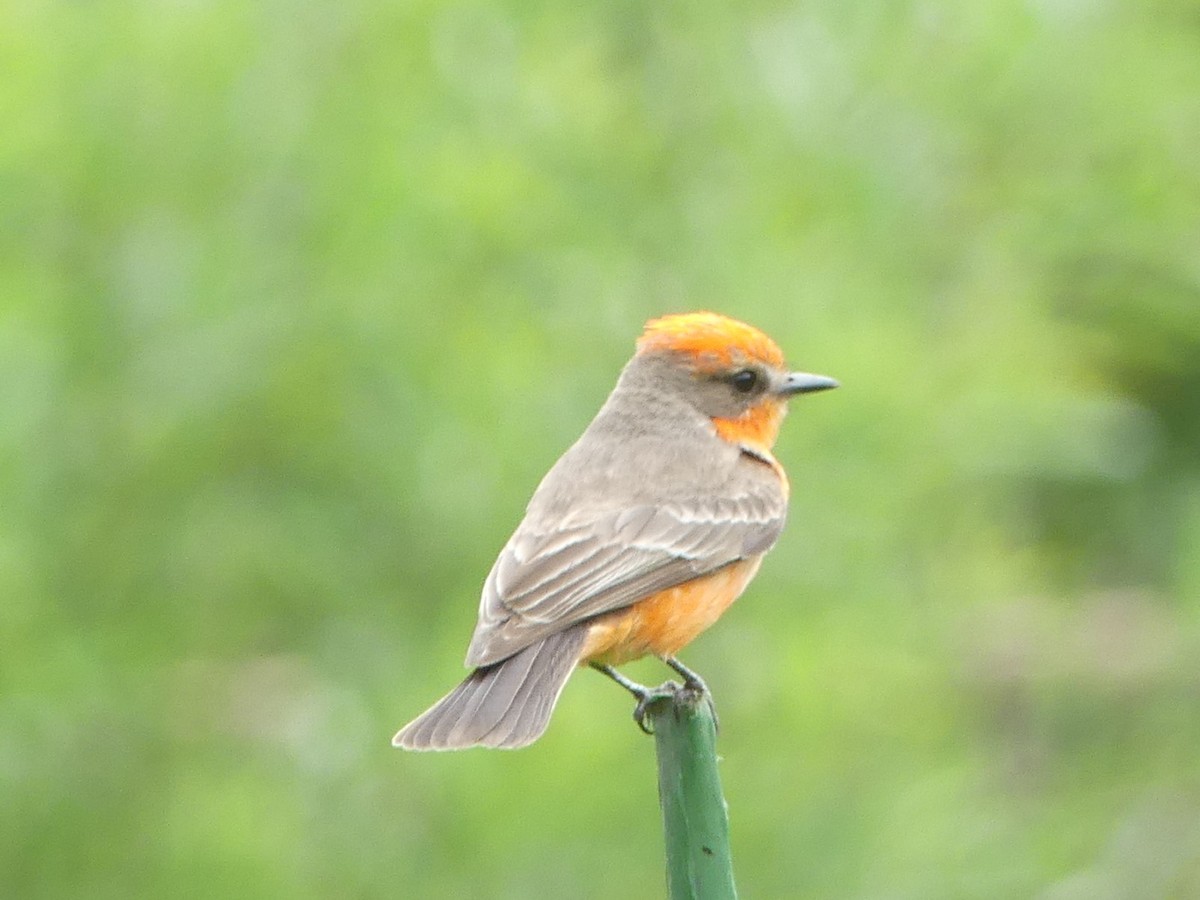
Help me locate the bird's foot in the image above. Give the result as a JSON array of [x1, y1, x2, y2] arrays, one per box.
[[591, 659, 719, 735], [590, 662, 678, 734], [661, 656, 719, 732], [630, 682, 683, 734]]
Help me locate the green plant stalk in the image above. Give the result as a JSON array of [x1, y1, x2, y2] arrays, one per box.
[[647, 686, 738, 900]]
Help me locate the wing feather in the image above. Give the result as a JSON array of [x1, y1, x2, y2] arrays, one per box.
[[465, 482, 786, 667]]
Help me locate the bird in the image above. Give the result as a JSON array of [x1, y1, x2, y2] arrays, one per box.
[[394, 311, 837, 750]]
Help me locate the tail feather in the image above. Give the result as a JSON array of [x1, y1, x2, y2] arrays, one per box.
[[393, 627, 587, 751]]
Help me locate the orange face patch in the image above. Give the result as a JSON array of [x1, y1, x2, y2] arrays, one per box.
[[712, 399, 787, 454]]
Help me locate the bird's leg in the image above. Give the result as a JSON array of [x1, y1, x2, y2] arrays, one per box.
[[660, 655, 719, 732], [590, 662, 648, 697], [589, 662, 677, 735], [661, 655, 709, 694]]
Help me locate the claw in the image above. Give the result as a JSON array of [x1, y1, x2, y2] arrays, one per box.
[[631, 682, 681, 734], [633, 699, 653, 734]]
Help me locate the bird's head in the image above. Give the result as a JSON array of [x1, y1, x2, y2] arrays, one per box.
[[634, 311, 838, 451]]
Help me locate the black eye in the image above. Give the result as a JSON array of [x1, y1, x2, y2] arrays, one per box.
[[730, 369, 760, 393]]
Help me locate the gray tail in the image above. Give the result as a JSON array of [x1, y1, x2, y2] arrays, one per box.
[[393, 627, 587, 751]]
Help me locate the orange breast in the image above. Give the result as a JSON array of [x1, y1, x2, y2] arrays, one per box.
[[580, 557, 764, 666]]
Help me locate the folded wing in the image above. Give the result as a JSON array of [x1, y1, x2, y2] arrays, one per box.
[[465, 487, 786, 667]]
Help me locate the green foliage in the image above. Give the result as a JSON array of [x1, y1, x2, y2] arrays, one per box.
[[3, 0, 1200, 896]]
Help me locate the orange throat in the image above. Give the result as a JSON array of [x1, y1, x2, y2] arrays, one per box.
[[713, 400, 790, 496], [712, 399, 785, 455]]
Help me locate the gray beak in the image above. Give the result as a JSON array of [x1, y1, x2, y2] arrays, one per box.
[[780, 371, 840, 396]]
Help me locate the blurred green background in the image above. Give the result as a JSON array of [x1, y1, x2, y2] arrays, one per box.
[[4, 0, 1200, 897]]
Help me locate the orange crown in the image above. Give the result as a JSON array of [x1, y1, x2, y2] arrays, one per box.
[[636, 312, 785, 370]]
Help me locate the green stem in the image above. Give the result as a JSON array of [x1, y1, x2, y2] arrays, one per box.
[[646, 684, 738, 900]]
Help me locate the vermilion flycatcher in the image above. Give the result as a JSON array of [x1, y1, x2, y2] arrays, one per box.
[[394, 312, 837, 750]]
